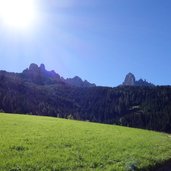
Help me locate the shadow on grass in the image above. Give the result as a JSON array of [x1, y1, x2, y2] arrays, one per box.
[[10, 145, 28, 152], [139, 159, 171, 171]]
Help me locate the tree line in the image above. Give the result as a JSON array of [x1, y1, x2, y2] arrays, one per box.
[[0, 71, 171, 133]]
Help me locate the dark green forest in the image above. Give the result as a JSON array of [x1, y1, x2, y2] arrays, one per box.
[[0, 65, 171, 133]]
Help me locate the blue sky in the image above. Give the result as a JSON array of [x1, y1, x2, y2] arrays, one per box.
[[0, 0, 171, 86]]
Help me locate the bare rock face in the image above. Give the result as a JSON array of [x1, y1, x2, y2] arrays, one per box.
[[39, 64, 46, 71], [123, 73, 136, 86], [29, 63, 39, 72], [22, 63, 96, 87], [122, 73, 154, 87], [22, 63, 62, 85]]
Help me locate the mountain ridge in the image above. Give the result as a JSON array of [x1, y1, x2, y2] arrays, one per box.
[[1, 64, 156, 87], [21, 63, 96, 88]]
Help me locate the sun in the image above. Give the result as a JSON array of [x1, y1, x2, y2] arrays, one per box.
[[0, 0, 36, 30]]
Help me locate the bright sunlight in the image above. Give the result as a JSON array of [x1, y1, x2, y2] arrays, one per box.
[[0, 0, 37, 30]]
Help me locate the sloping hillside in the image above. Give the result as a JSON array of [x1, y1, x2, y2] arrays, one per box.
[[0, 113, 171, 170]]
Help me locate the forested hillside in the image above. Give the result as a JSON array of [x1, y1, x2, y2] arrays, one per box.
[[0, 64, 171, 133]]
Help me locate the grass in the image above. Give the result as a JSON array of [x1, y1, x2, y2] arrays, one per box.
[[0, 113, 171, 171]]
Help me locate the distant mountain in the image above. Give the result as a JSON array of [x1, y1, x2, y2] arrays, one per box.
[[123, 73, 136, 86], [122, 73, 154, 87], [22, 63, 96, 88], [65, 76, 96, 88]]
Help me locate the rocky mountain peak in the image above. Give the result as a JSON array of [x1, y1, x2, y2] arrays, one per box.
[[65, 76, 96, 87], [122, 73, 154, 87], [29, 63, 39, 72], [22, 63, 96, 87], [123, 73, 136, 86], [40, 64, 46, 71]]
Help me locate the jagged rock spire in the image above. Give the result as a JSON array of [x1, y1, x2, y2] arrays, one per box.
[[123, 73, 136, 86], [122, 73, 154, 87]]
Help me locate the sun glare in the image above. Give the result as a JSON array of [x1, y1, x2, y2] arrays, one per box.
[[0, 0, 37, 30]]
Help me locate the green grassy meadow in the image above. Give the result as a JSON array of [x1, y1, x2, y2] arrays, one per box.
[[0, 113, 171, 171]]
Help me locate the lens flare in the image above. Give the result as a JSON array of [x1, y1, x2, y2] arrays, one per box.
[[0, 0, 37, 30]]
